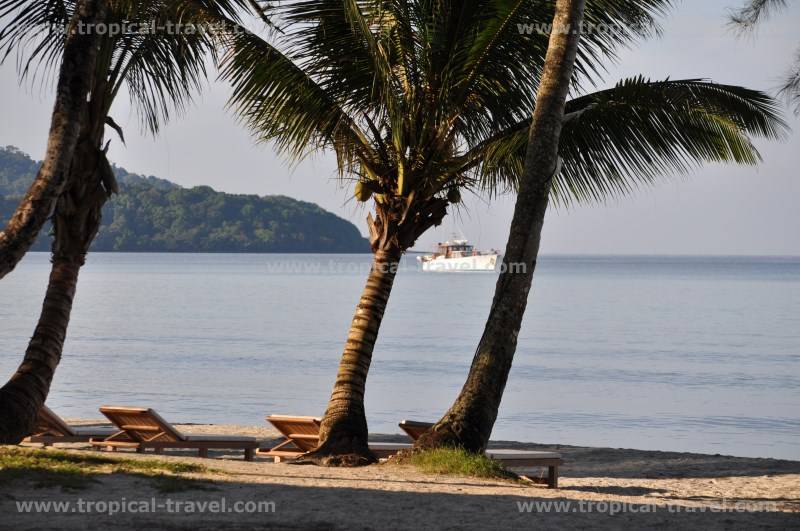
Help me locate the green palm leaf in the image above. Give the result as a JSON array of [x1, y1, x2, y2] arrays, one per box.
[[0, 0, 72, 80], [476, 77, 789, 204], [221, 1, 678, 194], [221, 25, 378, 174]]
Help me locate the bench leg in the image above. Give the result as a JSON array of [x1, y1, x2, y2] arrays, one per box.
[[154, 448, 164, 455], [198, 448, 209, 459], [244, 448, 254, 462], [548, 465, 559, 489]]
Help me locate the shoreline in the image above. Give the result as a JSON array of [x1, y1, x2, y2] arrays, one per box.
[[66, 419, 800, 463]]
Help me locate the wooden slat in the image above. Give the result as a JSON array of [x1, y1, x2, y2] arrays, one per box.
[[286, 433, 319, 440], [119, 424, 161, 432]]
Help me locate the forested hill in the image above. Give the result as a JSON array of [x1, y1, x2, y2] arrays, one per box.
[[0, 146, 369, 253]]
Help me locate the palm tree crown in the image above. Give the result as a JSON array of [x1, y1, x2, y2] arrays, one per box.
[[226, 1, 658, 247], [224, 0, 785, 240]]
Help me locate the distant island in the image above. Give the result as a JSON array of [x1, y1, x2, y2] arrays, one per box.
[[0, 146, 369, 253]]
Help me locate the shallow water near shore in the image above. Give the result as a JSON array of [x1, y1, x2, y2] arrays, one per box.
[[1, 253, 798, 460]]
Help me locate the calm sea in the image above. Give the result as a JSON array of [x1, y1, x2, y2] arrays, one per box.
[[1, 253, 798, 460]]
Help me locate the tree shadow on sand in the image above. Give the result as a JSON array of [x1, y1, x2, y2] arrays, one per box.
[[3, 445, 799, 530], [2, 469, 798, 530]]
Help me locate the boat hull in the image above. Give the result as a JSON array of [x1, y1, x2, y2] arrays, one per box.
[[420, 254, 499, 272]]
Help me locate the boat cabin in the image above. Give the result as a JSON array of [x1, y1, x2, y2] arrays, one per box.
[[434, 240, 477, 259]]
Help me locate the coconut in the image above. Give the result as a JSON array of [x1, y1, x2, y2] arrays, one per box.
[[355, 181, 373, 202]]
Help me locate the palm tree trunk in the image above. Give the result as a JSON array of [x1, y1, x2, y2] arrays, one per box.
[[0, 139, 112, 443], [0, 260, 82, 442], [300, 247, 402, 466], [0, 0, 104, 280], [415, 0, 586, 453]]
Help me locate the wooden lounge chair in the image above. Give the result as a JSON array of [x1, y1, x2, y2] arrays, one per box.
[[399, 420, 563, 488], [90, 406, 258, 461], [24, 405, 117, 446], [256, 415, 321, 462], [397, 419, 436, 441], [257, 415, 410, 462]]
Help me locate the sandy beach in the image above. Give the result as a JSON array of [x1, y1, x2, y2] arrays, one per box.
[[3, 421, 798, 530]]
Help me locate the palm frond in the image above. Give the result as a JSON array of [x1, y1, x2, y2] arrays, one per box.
[[1, 0, 255, 134], [104, 0, 257, 134], [220, 26, 377, 174], [274, 0, 399, 113], [778, 46, 800, 115], [728, 0, 786, 32], [0, 0, 72, 81], [474, 77, 788, 204], [419, 0, 673, 149]]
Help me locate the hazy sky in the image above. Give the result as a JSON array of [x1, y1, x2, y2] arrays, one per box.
[[1, 1, 798, 255]]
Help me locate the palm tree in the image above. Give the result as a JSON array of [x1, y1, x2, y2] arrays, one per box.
[[220, 0, 787, 465], [729, 0, 799, 114], [0, 0, 253, 443], [0, 0, 104, 279], [417, 0, 588, 451], [416, 66, 789, 451]]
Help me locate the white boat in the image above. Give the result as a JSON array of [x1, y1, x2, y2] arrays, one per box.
[[417, 238, 500, 272]]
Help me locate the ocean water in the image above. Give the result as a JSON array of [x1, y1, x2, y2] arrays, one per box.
[[1, 253, 798, 460]]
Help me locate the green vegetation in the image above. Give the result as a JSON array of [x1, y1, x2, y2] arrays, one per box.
[[401, 448, 518, 481], [0, 447, 214, 492], [0, 146, 368, 253], [0, 146, 41, 197]]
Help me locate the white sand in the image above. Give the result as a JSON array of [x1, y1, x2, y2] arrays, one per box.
[[4, 422, 798, 529]]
